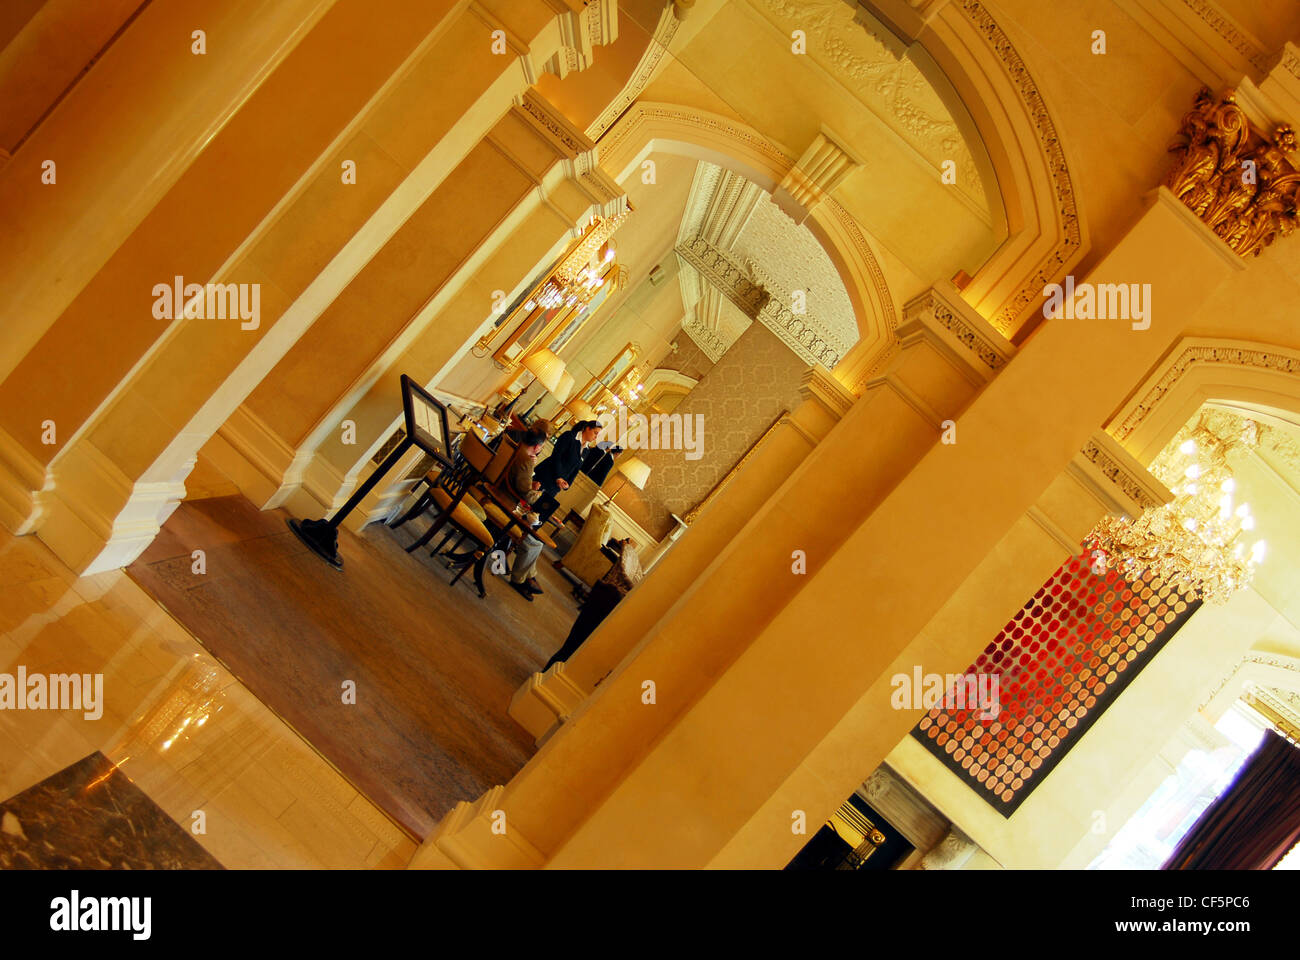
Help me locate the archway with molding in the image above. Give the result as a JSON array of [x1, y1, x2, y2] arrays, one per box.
[[596, 0, 1086, 376], [861, 0, 1090, 338], [1107, 337, 1300, 466], [597, 101, 899, 379]]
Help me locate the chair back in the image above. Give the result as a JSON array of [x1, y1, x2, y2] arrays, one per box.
[[435, 430, 493, 500], [459, 430, 494, 473], [482, 436, 517, 487]]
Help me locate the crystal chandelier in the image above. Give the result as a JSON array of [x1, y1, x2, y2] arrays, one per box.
[[524, 249, 617, 313], [522, 209, 630, 314], [1085, 411, 1268, 604]]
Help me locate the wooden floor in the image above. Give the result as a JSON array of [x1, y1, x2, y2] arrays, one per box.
[[128, 494, 581, 838]]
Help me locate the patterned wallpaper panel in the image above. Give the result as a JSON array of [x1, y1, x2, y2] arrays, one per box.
[[615, 322, 807, 539], [658, 329, 715, 382]]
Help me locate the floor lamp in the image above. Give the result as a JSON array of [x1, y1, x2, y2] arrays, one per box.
[[505, 348, 565, 423], [523, 368, 574, 422]]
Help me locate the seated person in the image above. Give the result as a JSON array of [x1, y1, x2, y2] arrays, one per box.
[[544, 537, 642, 669], [502, 429, 549, 601], [504, 416, 551, 448]]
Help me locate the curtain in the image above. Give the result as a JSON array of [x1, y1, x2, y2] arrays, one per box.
[[1164, 728, 1300, 870]]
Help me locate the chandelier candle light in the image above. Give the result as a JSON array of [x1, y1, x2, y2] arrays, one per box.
[[1086, 413, 1267, 604]]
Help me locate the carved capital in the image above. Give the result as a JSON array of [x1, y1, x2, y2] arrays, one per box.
[[895, 281, 1014, 382], [773, 129, 863, 224], [1164, 86, 1300, 258], [1071, 431, 1172, 519], [798, 365, 857, 420]]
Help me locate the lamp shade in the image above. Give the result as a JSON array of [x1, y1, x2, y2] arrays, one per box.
[[522, 348, 565, 394], [565, 397, 595, 423], [554, 370, 575, 404], [616, 455, 651, 490]]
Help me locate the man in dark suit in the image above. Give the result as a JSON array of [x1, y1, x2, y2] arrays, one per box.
[[580, 442, 622, 486]]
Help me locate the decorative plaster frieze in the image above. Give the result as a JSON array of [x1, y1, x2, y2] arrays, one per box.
[[1179, 0, 1271, 72], [898, 284, 1012, 376], [952, 0, 1083, 332], [1199, 651, 1300, 709], [676, 237, 769, 316], [518, 90, 590, 156], [588, 4, 680, 141], [752, 0, 988, 212], [757, 299, 841, 368], [1246, 683, 1300, 737], [681, 312, 730, 363], [1113, 342, 1300, 443], [1078, 439, 1167, 512], [677, 236, 840, 367]]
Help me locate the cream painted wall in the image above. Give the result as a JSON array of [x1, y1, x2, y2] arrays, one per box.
[[885, 410, 1300, 869], [886, 585, 1281, 869]]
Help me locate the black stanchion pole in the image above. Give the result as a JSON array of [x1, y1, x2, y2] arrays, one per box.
[[288, 437, 414, 570]]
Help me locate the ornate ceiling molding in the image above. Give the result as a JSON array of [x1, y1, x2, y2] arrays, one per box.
[[681, 314, 729, 363], [1177, 0, 1272, 73], [1246, 683, 1300, 741], [751, 0, 988, 213], [587, 4, 681, 141], [676, 236, 842, 368], [898, 284, 1011, 377], [677, 161, 765, 248], [1079, 438, 1168, 512], [1200, 651, 1300, 710], [600, 103, 897, 364]]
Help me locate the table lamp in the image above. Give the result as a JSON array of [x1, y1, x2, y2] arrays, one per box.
[[520, 348, 572, 418], [602, 454, 650, 508], [563, 396, 596, 428], [522, 348, 565, 393]]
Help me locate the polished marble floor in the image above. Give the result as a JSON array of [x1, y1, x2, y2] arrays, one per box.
[[0, 522, 416, 867], [127, 494, 580, 837], [0, 752, 223, 869]]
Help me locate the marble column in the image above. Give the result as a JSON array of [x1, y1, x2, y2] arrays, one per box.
[[2, 0, 617, 574]]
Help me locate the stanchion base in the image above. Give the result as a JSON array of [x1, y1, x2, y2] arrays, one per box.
[[288, 517, 343, 570]]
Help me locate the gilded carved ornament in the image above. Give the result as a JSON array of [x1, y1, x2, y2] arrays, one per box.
[[1165, 88, 1300, 258]]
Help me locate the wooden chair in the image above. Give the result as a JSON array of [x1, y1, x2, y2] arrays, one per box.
[[390, 431, 496, 595], [457, 438, 562, 590]]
